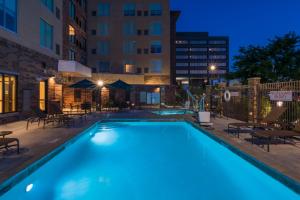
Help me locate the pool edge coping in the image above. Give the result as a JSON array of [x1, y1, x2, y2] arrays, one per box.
[[186, 120, 300, 195], [0, 118, 299, 196]]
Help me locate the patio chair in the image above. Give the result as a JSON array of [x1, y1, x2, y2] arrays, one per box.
[[227, 106, 287, 138], [251, 121, 300, 152], [26, 109, 48, 130], [43, 105, 76, 128], [0, 138, 20, 154]]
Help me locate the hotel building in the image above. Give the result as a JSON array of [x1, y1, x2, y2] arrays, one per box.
[[174, 32, 229, 86], [87, 0, 174, 106]]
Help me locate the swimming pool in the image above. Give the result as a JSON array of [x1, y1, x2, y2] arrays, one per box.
[[152, 109, 194, 115], [0, 121, 299, 200]]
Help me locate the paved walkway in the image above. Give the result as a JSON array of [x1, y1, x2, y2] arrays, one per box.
[[0, 111, 300, 187]]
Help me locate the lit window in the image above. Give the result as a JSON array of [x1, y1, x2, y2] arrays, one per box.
[[39, 81, 46, 111], [68, 25, 75, 43], [0, 74, 17, 113]]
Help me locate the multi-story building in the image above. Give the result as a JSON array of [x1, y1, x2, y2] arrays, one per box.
[[87, 0, 174, 106], [174, 32, 229, 86], [0, 0, 63, 119]]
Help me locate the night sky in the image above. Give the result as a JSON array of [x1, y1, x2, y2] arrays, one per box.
[[170, 0, 300, 70]]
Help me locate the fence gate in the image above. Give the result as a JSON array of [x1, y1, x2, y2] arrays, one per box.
[[222, 86, 249, 122], [258, 81, 300, 124]]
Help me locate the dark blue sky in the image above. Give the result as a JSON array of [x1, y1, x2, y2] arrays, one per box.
[[170, 0, 300, 69]]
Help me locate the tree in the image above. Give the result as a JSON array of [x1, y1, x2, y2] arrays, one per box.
[[230, 32, 300, 83]]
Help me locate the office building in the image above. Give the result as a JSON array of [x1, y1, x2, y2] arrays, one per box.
[[174, 32, 229, 86]]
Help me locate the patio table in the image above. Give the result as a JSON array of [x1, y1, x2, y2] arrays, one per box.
[[0, 131, 13, 138]]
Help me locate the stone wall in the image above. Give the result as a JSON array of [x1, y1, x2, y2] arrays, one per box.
[[0, 37, 58, 119]]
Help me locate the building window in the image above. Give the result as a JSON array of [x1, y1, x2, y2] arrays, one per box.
[[74, 89, 81, 102], [137, 29, 142, 35], [123, 3, 136, 16], [0, 0, 17, 32], [144, 48, 149, 54], [209, 47, 227, 52], [150, 60, 162, 73], [55, 7, 60, 19], [97, 41, 109, 55], [68, 49, 76, 60], [68, 25, 75, 43], [144, 10, 149, 16], [144, 29, 149, 35], [69, 0, 75, 20], [98, 3, 110, 16], [175, 40, 189, 44], [150, 22, 162, 35], [91, 48, 97, 54], [56, 44, 60, 55], [40, 18, 53, 50], [150, 41, 162, 54], [0, 74, 17, 113], [144, 68, 149, 73], [137, 48, 142, 54], [98, 23, 109, 36], [190, 40, 207, 44], [176, 63, 189, 67], [98, 61, 110, 72], [176, 48, 188, 52], [149, 3, 162, 16], [39, 81, 46, 111], [209, 40, 227, 45], [140, 92, 160, 105], [190, 48, 207, 52], [123, 40, 136, 55], [41, 0, 54, 12], [123, 21, 136, 36], [124, 63, 135, 73], [137, 10, 142, 16]]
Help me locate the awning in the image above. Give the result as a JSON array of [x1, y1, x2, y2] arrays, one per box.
[[108, 80, 131, 90], [69, 79, 96, 89]]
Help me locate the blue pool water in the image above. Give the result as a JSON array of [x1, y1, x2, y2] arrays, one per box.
[[1, 122, 299, 200], [152, 109, 194, 115]]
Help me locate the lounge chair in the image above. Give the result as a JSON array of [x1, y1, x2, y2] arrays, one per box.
[[227, 106, 287, 138], [0, 138, 20, 154], [251, 121, 300, 152]]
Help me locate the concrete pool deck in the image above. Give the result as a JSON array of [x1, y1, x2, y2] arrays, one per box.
[[0, 110, 300, 190]]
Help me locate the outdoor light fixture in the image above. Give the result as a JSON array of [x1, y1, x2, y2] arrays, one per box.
[[25, 184, 33, 192], [209, 65, 216, 71], [277, 101, 283, 107], [97, 80, 104, 87]]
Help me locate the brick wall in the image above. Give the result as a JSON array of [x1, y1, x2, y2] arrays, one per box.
[[0, 37, 58, 118]]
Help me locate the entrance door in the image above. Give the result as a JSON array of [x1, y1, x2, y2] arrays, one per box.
[[23, 89, 32, 112]]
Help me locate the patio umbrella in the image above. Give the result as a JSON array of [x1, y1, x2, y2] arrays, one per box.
[[108, 79, 131, 91], [69, 79, 97, 113]]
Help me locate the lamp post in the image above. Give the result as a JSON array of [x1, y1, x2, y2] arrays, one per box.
[[207, 64, 216, 85], [97, 80, 104, 112]]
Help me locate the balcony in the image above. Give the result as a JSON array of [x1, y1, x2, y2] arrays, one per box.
[[58, 60, 91, 77]]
